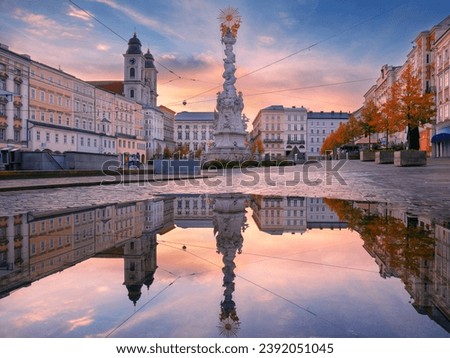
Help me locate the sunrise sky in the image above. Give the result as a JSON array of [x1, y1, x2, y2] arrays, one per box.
[[1, 0, 449, 120]]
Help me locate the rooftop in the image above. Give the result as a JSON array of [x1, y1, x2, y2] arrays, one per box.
[[175, 111, 215, 121], [307, 111, 350, 120]]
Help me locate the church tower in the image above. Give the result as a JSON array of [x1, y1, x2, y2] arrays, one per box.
[[144, 49, 158, 107], [123, 33, 146, 104]]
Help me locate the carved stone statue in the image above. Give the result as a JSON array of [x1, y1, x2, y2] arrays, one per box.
[[208, 8, 249, 161]]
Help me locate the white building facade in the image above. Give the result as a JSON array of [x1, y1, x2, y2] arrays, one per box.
[[0, 44, 29, 169], [174, 111, 215, 156], [251, 105, 349, 161]]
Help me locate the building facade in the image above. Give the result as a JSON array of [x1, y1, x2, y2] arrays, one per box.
[[251, 105, 349, 161], [433, 26, 450, 157], [174, 111, 215, 156], [1, 32, 169, 169], [307, 111, 350, 160], [361, 15, 450, 156], [0, 44, 30, 169], [158, 105, 176, 153]]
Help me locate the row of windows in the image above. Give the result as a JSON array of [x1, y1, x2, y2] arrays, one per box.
[[31, 88, 71, 108], [177, 131, 214, 140], [35, 131, 116, 149], [0, 78, 21, 94], [0, 128, 21, 142]]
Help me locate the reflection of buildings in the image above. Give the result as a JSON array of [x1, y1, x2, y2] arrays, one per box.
[[328, 199, 450, 332], [0, 198, 173, 305], [1, 195, 449, 333], [251, 195, 347, 235], [174, 194, 215, 228]]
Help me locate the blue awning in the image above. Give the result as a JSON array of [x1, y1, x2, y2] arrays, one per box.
[[432, 133, 450, 143]]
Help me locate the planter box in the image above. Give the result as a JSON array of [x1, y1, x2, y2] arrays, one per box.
[[375, 151, 394, 164], [394, 150, 427, 167], [360, 150, 376, 161]]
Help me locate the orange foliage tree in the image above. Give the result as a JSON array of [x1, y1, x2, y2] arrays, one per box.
[[393, 63, 436, 150], [345, 114, 364, 145], [379, 81, 403, 148], [360, 99, 381, 148]]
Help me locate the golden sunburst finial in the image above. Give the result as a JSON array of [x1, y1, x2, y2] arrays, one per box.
[[218, 7, 241, 38]]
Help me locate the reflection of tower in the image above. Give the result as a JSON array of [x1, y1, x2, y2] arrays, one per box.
[[213, 194, 248, 337], [123, 232, 158, 306]]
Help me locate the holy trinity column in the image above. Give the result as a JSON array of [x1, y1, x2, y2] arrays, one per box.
[[208, 7, 249, 162]]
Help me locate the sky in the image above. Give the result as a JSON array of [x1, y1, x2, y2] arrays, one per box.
[[0, 0, 449, 121]]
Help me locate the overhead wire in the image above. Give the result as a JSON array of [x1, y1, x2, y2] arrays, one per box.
[[170, 3, 404, 106], [158, 239, 361, 337], [67, 0, 211, 86]]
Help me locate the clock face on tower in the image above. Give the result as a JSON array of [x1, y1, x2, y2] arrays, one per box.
[[129, 58, 135, 65]]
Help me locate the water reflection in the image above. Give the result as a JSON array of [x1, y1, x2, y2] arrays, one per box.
[[0, 194, 448, 337], [213, 195, 247, 337]]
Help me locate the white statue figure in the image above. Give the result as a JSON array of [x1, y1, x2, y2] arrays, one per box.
[[208, 7, 249, 161]]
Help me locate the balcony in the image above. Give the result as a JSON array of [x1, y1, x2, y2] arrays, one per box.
[[14, 117, 22, 129], [287, 139, 305, 145], [13, 96, 22, 107], [263, 138, 283, 143]]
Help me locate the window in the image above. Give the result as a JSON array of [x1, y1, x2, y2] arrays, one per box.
[[46, 132, 50, 142], [130, 89, 135, 98], [63, 135, 67, 144], [0, 128, 5, 141], [55, 133, 59, 143], [130, 68, 135, 78], [36, 131, 41, 141]]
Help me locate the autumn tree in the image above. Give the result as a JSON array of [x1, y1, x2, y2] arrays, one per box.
[[194, 147, 203, 159], [360, 99, 382, 148], [395, 63, 436, 150], [251, 138, 265, 156], [163, 145, 172, 159], [379, 81, 403, 148], [345, 114, 364, 145], [321, 132, 338, 155], [321, 123, 346, 156]]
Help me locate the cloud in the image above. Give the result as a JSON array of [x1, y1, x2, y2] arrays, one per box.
[[67, 4, 92, 22], [67, 315, 95, 332], [258, 36, 275, 46], [93, 0, 183, 39], [12, 8, 86, 40], [96, 43, 111, 51]]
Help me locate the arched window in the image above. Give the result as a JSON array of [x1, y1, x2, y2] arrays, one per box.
[[130, 68, 135, 78]]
